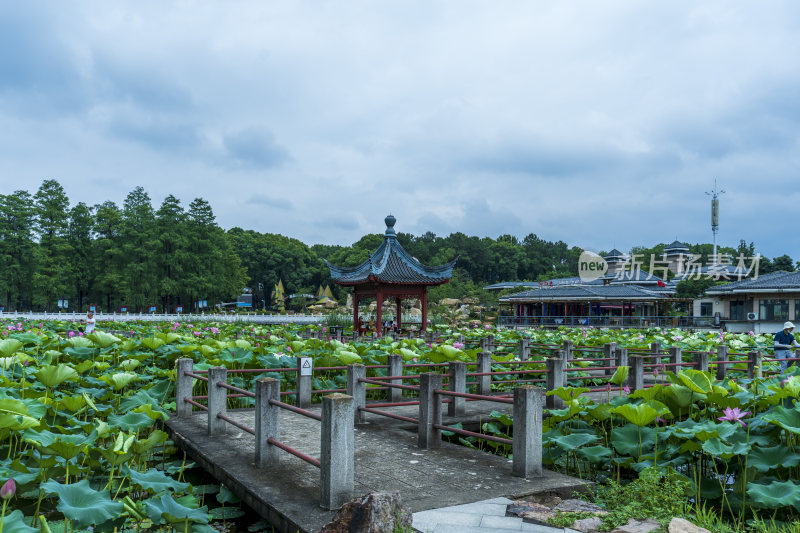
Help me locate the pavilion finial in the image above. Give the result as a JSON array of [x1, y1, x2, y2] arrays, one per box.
[[384, 214, 396, 237]]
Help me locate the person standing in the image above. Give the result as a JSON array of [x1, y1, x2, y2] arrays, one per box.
[[774, 321, 800, 373], [85, 310, 96, 335]]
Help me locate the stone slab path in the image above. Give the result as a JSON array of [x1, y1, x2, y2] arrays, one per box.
[[412, 497, 579, 533], [166, 399, 587, 533]]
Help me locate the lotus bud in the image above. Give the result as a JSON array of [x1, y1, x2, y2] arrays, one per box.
[[1, 478, 15, 500]]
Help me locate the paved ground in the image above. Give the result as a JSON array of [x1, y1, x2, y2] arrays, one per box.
[[412, 497, 578, 533], [166, 399, 587, 533]]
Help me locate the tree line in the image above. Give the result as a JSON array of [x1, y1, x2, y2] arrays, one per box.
[[2, 179, 796, 312]]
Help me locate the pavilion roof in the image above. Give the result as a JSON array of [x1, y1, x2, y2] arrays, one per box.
[[325, 215, 457, 286]]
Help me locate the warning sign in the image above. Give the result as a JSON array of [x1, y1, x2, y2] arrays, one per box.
[[300, 357, 313, 376]]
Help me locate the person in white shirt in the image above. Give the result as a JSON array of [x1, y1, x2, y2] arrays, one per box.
[[84, 311, 96, 334]]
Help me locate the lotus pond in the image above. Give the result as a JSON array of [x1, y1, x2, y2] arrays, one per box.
[[0, 319, 793, 532]]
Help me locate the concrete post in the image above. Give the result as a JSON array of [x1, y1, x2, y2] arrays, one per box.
[[512, 386, 542, 478], [387, 354, 403, 403], [480, 337, 490, 352], [651, 342, 661, 366], [320, 393, 354, 510], [345, 364, 366, 424], [695, 351, 709, 372], [477, 351, 492, 395], [669, 347, 682, 370], [447, 361, 466, 416], [563, 340, 574, 362], [747, 350, 762, 379], [629, 356, 644, 391], [457, 334, 465, 344], [615, 347, 628, 370], [176, 358, 194, 418], [520, 335, 531, 361], [716, 346, 729, 381], [545, 350, 566, 409], [418, 372, 443, 449], [604, 342, 618, 377], [409, 330, 415, 339], [296, 357, 312, 408], [255, 378, 280, 467], [207, 367, 227, 436], [488, 334, 496, 351]]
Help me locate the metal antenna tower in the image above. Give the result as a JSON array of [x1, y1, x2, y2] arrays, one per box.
[[705, 179, 725, 264]]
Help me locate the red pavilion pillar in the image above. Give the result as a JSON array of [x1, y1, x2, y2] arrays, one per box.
[[376, 290, 384, 337], [353, 293, 359, 338], [396, 297, 402, 331], [421, 289, 428, 334]]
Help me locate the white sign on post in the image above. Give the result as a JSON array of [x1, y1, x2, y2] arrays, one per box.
[[300, 357, 313, 376]]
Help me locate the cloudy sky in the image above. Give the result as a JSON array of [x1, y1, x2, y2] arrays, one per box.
[[1, 2, 799, 258]]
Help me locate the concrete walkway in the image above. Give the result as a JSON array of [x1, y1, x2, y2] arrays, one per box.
[[412, 497, 577, 533], [166, 400, 587, 533]]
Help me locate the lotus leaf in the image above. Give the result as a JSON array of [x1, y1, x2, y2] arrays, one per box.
[[87, 331, 121, 348], [335, 350, 362, 364], [217, 348, 252, 364], [678, 369, 713, 394], [126, 466, 190, 493], [67, 336, 94, 348], [549, 432, 598, 450], [747, 480, 800, 510], [36, 364, 79, 388], [108, 411, 154, 431], [145, 493, 209, 526], [100, 372, 139, 390], [0, 510, 37, 533], [40, 479, 124, 528], [576, 445, 613, 464], [701, 437, 735, 459], [747, 445, 800, 472], [547, 387, 590, 401], [118, 359, 141, 371], [609, 366, 629, 385], [142, 337, 166, 350], [764, 405, 800, 435], [614, 403, 659, 427], [0, 338, 24, 356]]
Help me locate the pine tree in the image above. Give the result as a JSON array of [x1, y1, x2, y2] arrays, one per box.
[[155, 195, 189, 310], [92, 201, 124, 311], [33, 180, 72, 311], [0, 191, 36, 310], [67, 202, 94, 310], [120, 187, 158, 311]]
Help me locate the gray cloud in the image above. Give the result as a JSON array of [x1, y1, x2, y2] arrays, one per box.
[[222, 128, 291, 169], [1, 1, 800, 260], [246, 194, 292, 209]]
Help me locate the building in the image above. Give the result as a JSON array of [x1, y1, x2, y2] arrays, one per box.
[[702, 271, 800, 333], [496, 250, 686, 328]]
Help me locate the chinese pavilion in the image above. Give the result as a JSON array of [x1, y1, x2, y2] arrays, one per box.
[[325, 215, 456, 335]]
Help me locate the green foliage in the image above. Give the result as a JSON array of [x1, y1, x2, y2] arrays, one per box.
[[591, 467, 690, 530]]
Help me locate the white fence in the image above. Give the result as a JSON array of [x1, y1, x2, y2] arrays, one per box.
[[0, 311, 328, 324]]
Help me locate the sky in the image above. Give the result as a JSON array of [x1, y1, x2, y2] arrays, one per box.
[[1, 2, 799, 258]]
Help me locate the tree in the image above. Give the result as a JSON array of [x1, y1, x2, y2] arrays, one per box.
[[120, 187, 158, 311], [0, 191, 36, 310], [33, 180, 72, 311], [772, 255, 796, 273], [92, 201, 124, 311], [67, 202, 94, 310], [155, 195, 189, 310]]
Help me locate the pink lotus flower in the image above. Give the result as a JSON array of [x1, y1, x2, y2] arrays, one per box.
[[68, 331, 75, 338], [718, 406, 749, 428], [453, 342, 465, 350], [623, 386, 630, 394], [1, 478, 15, 500]]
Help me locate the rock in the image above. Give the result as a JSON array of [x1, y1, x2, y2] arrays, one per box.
[[462, 297, 479, 305], [555, 499, 606, 514], [506, 501, 556, 525], [668, 517, 710, 533], [611, 518, 661, 533], [439, 298, 460, 306], [572, 516, 604, 532], [319, 492, 412, 533], [407, 308, 422, 317]]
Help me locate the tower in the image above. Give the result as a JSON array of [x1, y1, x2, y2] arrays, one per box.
[[706, 180, 725, 264]]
